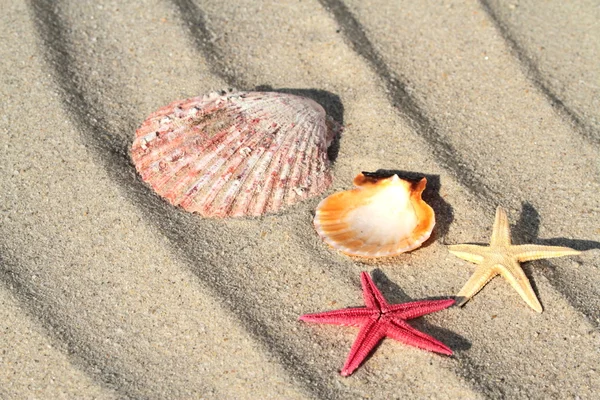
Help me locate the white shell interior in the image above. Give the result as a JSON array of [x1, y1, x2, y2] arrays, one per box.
[[344, 179, 417, 246]]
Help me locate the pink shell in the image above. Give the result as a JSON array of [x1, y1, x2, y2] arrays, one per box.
[[132, 91, 341, 217]]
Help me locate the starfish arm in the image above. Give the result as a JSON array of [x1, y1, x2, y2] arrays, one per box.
[[387, 299, 455, 320], [456, 263, 499, 307], [511, 244, 581, 262], [360, 272, 389, 311], [448, 244, 487, 264], [340, 318, 386, 376], [386, 319, 452, 355], [490, 206, 512, 247], [299, 308, 376, 327], [500, 259, 543, 313]]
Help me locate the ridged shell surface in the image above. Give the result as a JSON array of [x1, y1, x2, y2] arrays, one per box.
[[132, 91, 341, 217], [314, 173, 435, 257]]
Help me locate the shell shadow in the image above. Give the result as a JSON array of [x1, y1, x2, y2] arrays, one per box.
[[255, 85, 344, 164], [359, 169, 454, 241], [371, 269, 470, 352]]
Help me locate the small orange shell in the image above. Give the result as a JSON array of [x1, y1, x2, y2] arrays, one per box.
[[314, 172, 435, 257]]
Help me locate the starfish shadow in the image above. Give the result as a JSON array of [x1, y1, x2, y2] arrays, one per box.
[[371, 269, 471, 352], [513, 202, 600, 314], [255, 85, 344, 164], [516, 202, 600, 251]]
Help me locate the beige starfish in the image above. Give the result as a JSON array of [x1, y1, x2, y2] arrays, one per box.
[[449, 206, 580, 312]]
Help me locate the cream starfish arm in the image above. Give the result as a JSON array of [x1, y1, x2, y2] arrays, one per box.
[[448, 244, 487, 264], [499, 259, 543, 313], [490, 206, 511, 247], [511, 244, 581, 262], [456, 263, 499, 307]]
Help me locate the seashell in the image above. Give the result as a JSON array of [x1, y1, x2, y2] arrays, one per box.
[[132, 90, 342, 217], [313, 172, 435, 257]]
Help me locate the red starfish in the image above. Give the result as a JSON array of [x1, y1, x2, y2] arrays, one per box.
[[299, 272, 455, 376]]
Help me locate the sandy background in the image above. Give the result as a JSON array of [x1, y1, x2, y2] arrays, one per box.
[[1, 0, 599, 398]]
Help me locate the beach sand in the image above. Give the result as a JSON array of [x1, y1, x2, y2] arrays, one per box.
[[1, 0, 599, 398]]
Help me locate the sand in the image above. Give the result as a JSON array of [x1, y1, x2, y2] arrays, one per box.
[[1, 0, 599, 398]]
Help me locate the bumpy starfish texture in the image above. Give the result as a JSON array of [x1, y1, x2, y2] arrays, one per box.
[[299, 272, 454, 376], [449, 206, 581, 312]]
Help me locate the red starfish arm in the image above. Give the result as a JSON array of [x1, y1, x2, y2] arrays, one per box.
[[386, 318, 453, 356], [387, 298, 455, 320], [341, 318, 387, 376], [360, 272, 390, 311], [299, 307, 377, 327]]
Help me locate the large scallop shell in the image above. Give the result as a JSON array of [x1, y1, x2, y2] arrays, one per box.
[[132, 91, 341, 217], [314, 172, 435, 257]]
